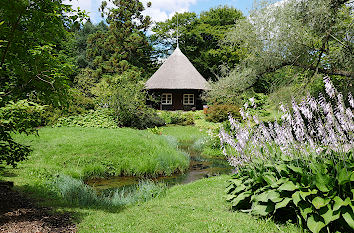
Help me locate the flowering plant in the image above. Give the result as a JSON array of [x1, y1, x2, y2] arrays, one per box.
[[220, 76, 353, 168], [222, 77, 354, 233]]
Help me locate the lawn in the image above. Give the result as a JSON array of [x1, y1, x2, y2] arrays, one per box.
[[2, 126, 301, 232], [70, 175, 300, 232], [10, 127, 189, 180]]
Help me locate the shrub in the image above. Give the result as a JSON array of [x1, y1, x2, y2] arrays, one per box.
[[0, 99, 44, 167], [93, 72, 165, 129], [54, 108, 118, 128], [128, 108, 165, 129], [226, 152, 354, 233], [220, 77, 354, 233], [205, 104, 241, 123], [158, 111, 194, 125]]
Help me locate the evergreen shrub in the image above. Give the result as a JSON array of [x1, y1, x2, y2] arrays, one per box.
[[205, 104, 241, 123]]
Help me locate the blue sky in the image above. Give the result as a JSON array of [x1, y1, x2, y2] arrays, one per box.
[[65, 0, 260, 24]]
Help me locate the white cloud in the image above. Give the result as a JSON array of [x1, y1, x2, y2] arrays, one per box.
[[64, 0, 197, 24], [141, 0, 197, 22]]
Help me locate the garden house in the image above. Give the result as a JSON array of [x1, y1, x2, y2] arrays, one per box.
[[145, 47, 209, 111]]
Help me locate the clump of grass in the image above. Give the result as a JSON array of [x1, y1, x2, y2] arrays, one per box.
[[53, 175, 166, 208], [13, 127, 189, 179]]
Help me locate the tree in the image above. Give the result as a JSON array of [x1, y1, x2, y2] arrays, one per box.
[[0, 0, 84, 167], [151, 6, 245, 81], [85, 0, 154, 78], [206, 0, 353, 104], [0, 0, 86, 105]]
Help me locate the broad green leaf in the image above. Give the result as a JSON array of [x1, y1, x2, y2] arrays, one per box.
[[307, 214, 326, 233], [263, 174, 277, 185], [338, 168, 350, 185], [251, 203, 274, 216], [279, 181, 298, 191], [287, 165, 303, 174], [299, 202, 312, 219], [275, 198, 291, 210], [319, 206, 340, 225], [253, 191, 268, 203], [275, 164, 289, 174], [333, 196, 351, 211], [300, 189, 318, 200], [226, 185, 235, 194], [350, 171, 354, 182], [312, 196, 330, 209], [226, 194, 235, 201], [233, 184, 247, 194], [315, 173, 331, 192], [231, 191, 252, 207], [230, 179, 243, 186], [342, 206, 354, 229], [292, 191, 301, 206], [267, 190, 282, 203]]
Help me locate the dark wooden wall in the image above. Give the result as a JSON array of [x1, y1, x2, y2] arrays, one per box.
[[148, 89, 205, 111]]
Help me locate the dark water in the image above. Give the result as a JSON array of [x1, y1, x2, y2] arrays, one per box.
[[86, 141, 232, 191]]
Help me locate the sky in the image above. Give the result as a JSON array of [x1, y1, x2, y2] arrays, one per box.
[[64, 0, 260, 24]]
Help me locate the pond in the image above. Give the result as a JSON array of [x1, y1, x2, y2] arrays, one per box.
[[86, 140, 233, 192]]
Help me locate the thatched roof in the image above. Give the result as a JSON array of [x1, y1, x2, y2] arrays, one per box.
[[145, 47, 209, 90]]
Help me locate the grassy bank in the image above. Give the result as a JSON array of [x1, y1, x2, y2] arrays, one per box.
[[71, 175, 300, 232], [10, 127, 189, 181], [1, 126, 302, 232]]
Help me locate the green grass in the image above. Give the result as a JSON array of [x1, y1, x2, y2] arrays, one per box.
[[10, 127, 189, 180], [1, 126, 302, 232], [70, 175, 300, 232], [162, 125, 206, 142]]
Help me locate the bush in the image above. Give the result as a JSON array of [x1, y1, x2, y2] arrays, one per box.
[[0, 99, 44, 167], [54, 109, 118, 128], [220, 77, 354, 232], [158, 111, 194, 125], [205, 104, 241, 123], [226, 153, 353, 232], [127, 108, 165, 129]]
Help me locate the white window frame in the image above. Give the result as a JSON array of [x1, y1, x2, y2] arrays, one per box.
[[161, 93, 172, 105], [183, 94, 194, 105]]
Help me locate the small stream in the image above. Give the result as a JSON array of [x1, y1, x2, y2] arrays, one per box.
[[86, 140, 232, 192]]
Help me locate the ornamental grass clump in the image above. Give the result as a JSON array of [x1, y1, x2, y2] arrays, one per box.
[[221, 77, 353, 233]]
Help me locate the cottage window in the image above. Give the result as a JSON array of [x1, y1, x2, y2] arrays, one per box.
[[161, 93, 172, 105], [183, 94, 194, 105]]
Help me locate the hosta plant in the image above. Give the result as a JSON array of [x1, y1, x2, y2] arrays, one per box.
[[226, 152, 353, 233], [221, 77, 354, 233]]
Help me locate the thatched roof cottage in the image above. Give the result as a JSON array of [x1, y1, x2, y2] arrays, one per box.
[[146, 47, 209, 111]]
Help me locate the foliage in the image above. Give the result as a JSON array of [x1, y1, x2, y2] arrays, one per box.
[[207, 0, 353, 105], [221, 77, 354, 232], [205, 104, 241, 123], [158, 111, 194, 125], [147, 126, 163, 135], [52, 175, 166, 207], [93, 71, 165, 129], [54, 109, 118, 128], [0, 99, 44, 167], [0, 0, 86, 106], [13, 127, 189, 178], [151, 6, 245, 81], [226, 152, 354, 232], [86, 0, 154, 78]]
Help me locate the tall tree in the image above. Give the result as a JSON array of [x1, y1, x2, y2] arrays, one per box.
[[206, 0, 353, 104], [85, 0, 153, 78], [151, 6, 245, 81], [0, 0, 84, 167], [0, 0, 86, 105]]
